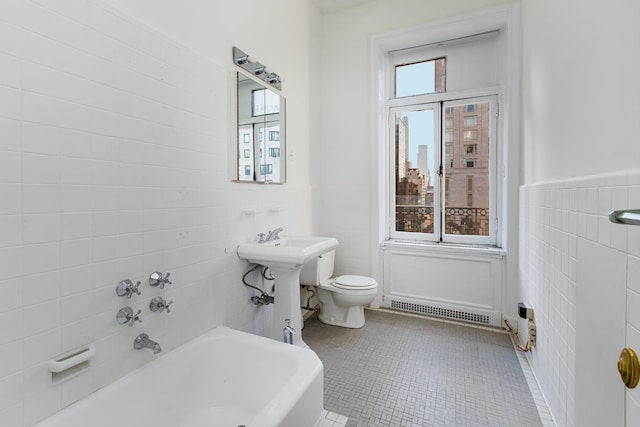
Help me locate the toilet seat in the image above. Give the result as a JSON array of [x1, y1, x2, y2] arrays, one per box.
[[332, 275, 377, 291]]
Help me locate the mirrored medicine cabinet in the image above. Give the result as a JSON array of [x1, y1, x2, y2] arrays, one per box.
[[236, 73, 286, 183]]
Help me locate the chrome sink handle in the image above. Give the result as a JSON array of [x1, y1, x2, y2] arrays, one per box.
[[149, 271, 172, 289], [116, 280, 142, 298], [117, 306, 143, 327], [149, 296, 173, 313], [257, 233, 267, 243]]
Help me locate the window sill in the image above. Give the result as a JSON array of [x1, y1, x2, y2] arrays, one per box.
[[382, 240, 505, 258]]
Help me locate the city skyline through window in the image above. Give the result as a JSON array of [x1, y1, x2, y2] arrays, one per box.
[[391, 61, 496, 243]]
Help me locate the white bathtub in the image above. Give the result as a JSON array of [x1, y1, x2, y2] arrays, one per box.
[[35, 326, 324, 427]]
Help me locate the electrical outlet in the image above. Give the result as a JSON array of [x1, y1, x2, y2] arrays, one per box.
[[528, 319, 536, 347]]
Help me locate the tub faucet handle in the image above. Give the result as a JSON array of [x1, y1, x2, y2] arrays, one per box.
[[149, 271, 172, 289], [116, 280, 142, 298], [149, 296, 173, 313], [116, 306, 143, 327]]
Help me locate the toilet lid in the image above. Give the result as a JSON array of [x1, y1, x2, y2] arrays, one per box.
[[333, 275, 377, 290]]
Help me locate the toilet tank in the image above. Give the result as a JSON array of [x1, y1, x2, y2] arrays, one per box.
[[300, 250, 335, 286]]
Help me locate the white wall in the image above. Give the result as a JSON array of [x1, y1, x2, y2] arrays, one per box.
[[0, 1, 315, 425], [314, 0, 510, 276], [520, 0, 640, 426], [521, 0, 640, 184]]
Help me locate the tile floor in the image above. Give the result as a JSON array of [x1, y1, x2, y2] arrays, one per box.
[[304, 309, 546, 427], [323, 409, 349, 427]]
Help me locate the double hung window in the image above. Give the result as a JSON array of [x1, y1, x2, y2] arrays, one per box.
[[387, 33, 499, 246]]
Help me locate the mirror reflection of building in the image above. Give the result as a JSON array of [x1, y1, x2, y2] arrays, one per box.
[[236, 73, 286, 183]]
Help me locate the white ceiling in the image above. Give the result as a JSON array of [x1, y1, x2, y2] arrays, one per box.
[[311, 0, 375, 14]]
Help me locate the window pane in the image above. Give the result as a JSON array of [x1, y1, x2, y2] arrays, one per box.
[[443, 101, 490, 237], [252, 89, 280, 116], [394, 109, 436, 234], [464, 116, 477, 127], [395, 58, 446, 98], [445, 131, 453, 142], [463, 130, 477, 141]]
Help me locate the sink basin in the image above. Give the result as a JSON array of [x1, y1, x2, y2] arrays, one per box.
[[237, 236, 338, 268]]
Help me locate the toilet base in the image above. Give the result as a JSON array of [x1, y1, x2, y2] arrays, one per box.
[[318, 305, 366, 329]]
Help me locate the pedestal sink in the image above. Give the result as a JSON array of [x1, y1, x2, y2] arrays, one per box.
[[237, 236, 338, 347]]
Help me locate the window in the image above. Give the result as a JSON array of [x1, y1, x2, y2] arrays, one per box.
[[269, 147, 280, 157], [379, 14, 512, 252], [390, 96, 496, 244], [244, 165, 251, 176], [260, 164, 273, 175], [243, 149, 251, 159], [252, 89, 280, 116], [386, 29, 500, 246], [391, 97, 495, 242], [463, 130, 477, 141], [445, 131, 453, 143], [395, 57, 446, 97], [269, 131, 280, 141], [464, 116, 477, 127]]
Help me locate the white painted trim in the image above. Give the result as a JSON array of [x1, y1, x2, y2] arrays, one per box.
[[370, 1, 521, 317]]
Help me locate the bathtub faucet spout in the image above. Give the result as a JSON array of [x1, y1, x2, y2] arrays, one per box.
[[134, 333, 162, 354]]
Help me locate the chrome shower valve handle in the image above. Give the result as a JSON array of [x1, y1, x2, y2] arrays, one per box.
[[116, 306, 143, 327], [116, 280, 142, 298], [149, 296, 173, 313], [149, 271, 172, 289]]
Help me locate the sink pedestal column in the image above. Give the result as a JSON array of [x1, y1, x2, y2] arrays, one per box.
[[269, 265, 306, 347]]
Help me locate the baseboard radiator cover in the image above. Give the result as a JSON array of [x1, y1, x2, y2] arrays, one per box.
[[388, 297, 499, 326]]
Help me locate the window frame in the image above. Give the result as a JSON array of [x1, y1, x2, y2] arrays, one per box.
[[442, 96, 498, 245], [389, 103, 442, 242], [386, 45, 500, 246], [387, 95, 498, 245]]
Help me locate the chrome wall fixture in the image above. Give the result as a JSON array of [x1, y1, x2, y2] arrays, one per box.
[[233, 46, 282, 91], [609, 209, 640, 226]]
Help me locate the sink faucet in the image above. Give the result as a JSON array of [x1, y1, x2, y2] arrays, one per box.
[[133, 333, 162, 354], [265, 227, 283, 241]]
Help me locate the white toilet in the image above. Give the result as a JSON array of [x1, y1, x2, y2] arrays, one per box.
[[300, 250, 378, 328]]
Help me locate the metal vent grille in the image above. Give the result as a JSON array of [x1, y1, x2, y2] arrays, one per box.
[[391, 300, 491, 325]]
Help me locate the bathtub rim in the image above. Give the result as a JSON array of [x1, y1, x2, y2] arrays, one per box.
[[33, 325, 324, 427]]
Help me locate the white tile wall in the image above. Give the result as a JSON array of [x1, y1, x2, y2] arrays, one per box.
[[0, 1, 309, 425], [520, 170, 640, 427]]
